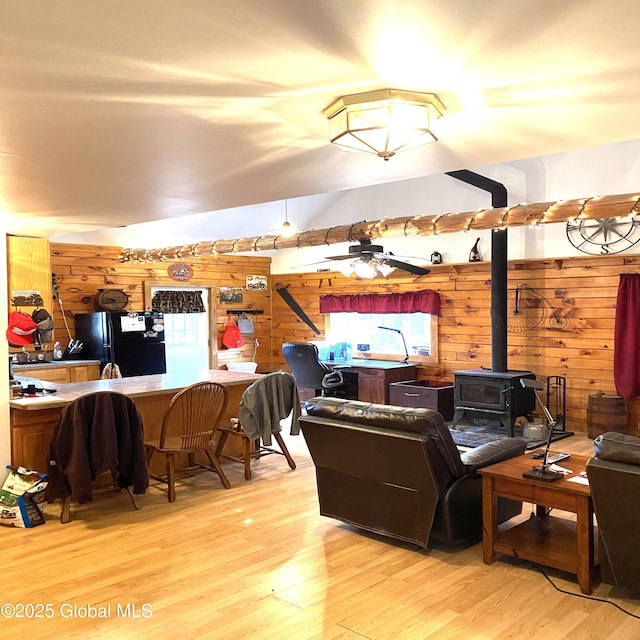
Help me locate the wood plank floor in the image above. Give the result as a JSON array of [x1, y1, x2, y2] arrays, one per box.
[[2, 431, 639, 639]]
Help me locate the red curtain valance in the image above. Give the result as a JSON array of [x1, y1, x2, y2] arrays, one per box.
[[319, 289, 441, 315]]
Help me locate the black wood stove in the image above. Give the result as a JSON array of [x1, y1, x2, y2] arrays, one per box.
[[451, 368, 536, 436], [445, 171, 539, 438]]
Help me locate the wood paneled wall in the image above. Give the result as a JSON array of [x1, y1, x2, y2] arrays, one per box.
[[50, 243, 273, 371], [46, 242, 640, 435], [271, 255, 640, 436]]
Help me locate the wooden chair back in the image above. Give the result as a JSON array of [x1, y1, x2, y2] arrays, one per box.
[[158, 381, 228, 451]]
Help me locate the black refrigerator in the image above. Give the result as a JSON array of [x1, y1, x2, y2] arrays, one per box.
[[74, 311, 167, 377]]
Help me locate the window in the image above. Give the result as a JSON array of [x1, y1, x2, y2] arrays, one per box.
[[318, 289, 440, 363], [324, 312, 438, 363]]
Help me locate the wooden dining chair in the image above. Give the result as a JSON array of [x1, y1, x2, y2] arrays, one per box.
[[144, 381, 231, 502], [47, 391, 148, 523], [215, 372, 300, 481]]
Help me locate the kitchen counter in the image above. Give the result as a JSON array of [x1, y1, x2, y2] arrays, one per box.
[[10, 369, 263, 472], [9, 369, 261, 410], [11, 360, 100, 378], [11, 358, 101, 373], [11, 359, 102, 385]]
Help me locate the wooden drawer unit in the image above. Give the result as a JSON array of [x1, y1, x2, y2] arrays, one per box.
[[389, 380, 454, 420], [348, 363, 416, 405]]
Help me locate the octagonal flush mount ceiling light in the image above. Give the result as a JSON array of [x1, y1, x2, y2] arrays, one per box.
[[324, 89, 445, 161]]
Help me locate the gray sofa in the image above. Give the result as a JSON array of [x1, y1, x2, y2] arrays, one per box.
[[299, 397, 527, 549]]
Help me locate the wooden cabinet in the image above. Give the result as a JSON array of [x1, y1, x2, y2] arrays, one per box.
[[11, 407, 61, 473], [346, 362, 416, 404], [7, 236, 52, 306], [12, 362, 101, 385], [7, 236, 53, 352], [29, 366, 70, 385], [354, 367, 387, 404], [68, 363, 100, 382], [389, 380, 454, 420]]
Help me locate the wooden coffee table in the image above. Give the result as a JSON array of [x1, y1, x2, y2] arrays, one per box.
[[479, 452, 598, 594]]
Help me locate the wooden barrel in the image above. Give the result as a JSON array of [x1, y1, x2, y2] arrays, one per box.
[[586, 392, 628, 439]]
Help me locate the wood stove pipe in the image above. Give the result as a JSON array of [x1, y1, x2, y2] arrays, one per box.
[[445, 170, 508, 372]]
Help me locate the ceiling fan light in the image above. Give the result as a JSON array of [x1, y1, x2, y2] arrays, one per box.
[[353, 259, 378, 279], [376, 262, 396, 277], [324, 89, 445, 160], [336, 261, 356, 277]]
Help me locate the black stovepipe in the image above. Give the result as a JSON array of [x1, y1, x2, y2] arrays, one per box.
[[446, 170, 508, 372]]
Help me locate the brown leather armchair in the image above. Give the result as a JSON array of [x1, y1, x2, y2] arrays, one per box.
[[586, 431, 640, 595], [299, 397, 527, 549]]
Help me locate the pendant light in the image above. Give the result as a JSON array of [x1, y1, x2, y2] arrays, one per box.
[[281, 200, 295, 237]]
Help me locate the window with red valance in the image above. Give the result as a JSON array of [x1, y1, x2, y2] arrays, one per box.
[[319, 289, 441, 315]]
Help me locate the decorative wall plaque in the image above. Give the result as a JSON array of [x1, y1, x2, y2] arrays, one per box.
[[566, 217, 640, 255], [167, 263, 194, 281], [246, 275, 268, 291]]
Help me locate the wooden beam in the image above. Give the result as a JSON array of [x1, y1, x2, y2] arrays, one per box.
[[120, 192, 640, 262]]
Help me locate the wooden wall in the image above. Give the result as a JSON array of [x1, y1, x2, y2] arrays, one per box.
[[46, 242, 640, 435], [49, 243, 273, 371], [271, 254, 640, 437]]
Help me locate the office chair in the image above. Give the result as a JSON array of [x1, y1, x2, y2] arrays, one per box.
[[47, 391, 148, 523], [144, 381, 231, 502], [282, 342, 349, 397], [215, 372, 300, 481]]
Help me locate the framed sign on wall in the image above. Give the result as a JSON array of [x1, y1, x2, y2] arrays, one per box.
[[246, 275, 267, 290]]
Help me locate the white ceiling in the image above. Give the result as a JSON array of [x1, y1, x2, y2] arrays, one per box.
[[3, 0, 640, 239]]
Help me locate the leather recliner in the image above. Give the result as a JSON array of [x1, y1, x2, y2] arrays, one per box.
[[586, 431, 640, 595], [299, 397, 527, 549]]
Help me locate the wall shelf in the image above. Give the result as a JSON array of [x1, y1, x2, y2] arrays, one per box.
[[225, 309, 264, 315]]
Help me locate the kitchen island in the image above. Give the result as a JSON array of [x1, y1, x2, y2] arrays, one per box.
[[10, 369, 262, 473]]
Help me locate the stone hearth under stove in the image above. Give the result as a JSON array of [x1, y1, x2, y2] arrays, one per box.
[[451, 368, 536, 437]]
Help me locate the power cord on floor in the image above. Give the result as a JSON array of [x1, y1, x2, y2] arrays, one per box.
[[539, 567, 640, 619]]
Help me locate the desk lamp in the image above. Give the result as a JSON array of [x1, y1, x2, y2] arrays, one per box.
[[521, 378, 564, 482], [377, 326, 409, 363]]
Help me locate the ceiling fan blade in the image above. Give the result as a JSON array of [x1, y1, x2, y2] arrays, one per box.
[[325, 254, 361, 261], [297, 260, 332, 268], [383, 258, 431, 275]]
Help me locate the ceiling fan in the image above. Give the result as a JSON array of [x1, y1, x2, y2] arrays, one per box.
[[324, 239, 431, 279]]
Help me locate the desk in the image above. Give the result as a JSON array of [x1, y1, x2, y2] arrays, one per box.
[[479, 452, 598, 594], [323, 360, 416, 404], [10, 369, 262, 473]]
